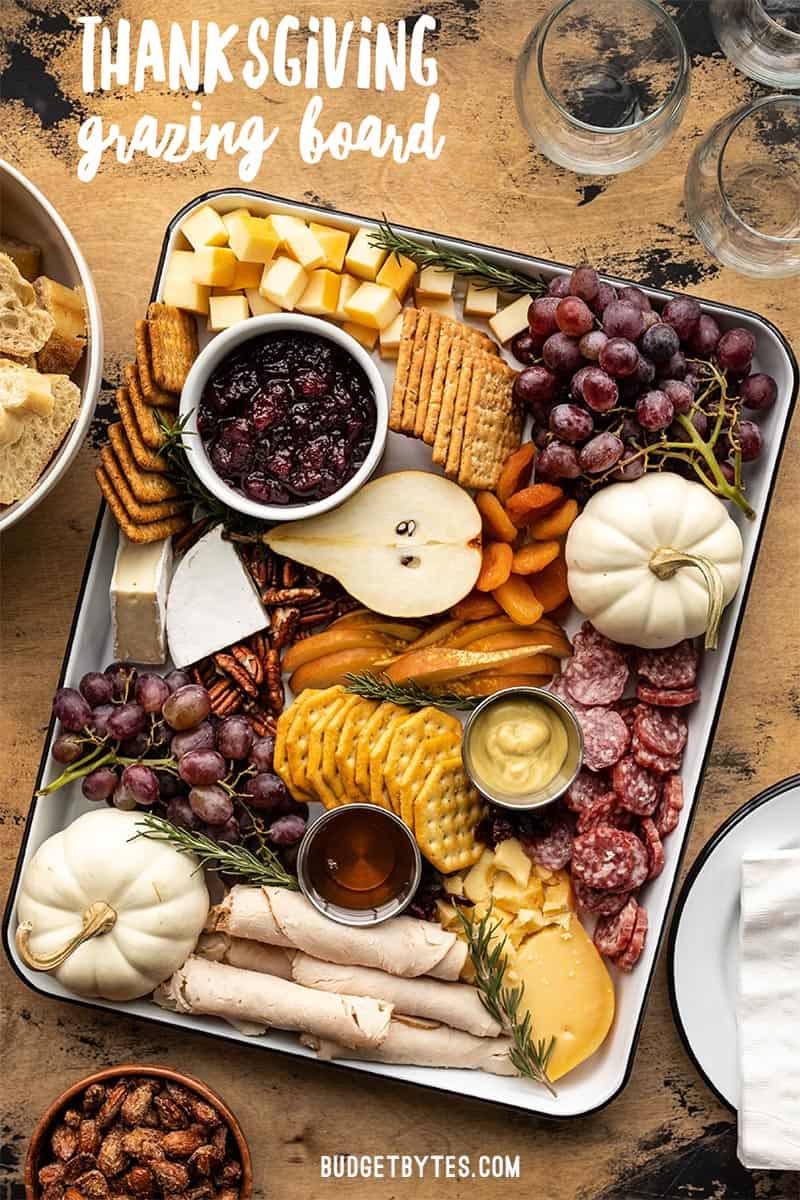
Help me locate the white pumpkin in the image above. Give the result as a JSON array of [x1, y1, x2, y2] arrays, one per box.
[[16, 808, 209, 1002], [565, 474, 744, 650]]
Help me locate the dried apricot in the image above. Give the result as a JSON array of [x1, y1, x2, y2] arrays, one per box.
[[529, 498, 579, 540], [530, 555, 570, 612], [451, 591, 502, 621], [492, 575, 545, 626], [475, 491, 518, 543], [444, 672, 552, 697], [505, 484, 564, 527], [511, 540, 560, 575], [496, 443, 536, 504], [475, 542, 514, 592]]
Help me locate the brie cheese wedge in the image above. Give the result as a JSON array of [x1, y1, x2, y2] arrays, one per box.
[[111, 535, 173, 665]]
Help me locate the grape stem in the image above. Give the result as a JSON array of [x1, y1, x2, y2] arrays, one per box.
[[37, 748, 179, 796]]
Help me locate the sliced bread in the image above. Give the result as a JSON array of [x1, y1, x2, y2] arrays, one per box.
[[0, 373, 80, 504], [0, 252, 54, 357]]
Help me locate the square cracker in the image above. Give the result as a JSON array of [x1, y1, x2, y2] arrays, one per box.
[[134, 320, 177, 409], [116, 388, 169, 473], [94, 466, 188, 544], [412, 313, 442, 438], [422, 321, 457, 445], [445, 346, 482, 477], [124, 363, 169, 450], [334, 697, 376, 802], [400, 309, 431, 434], [458, 360, 522, 490], [107, 422, 179, 503], [413, 757, 487, 875], [99, 444, 188, 523], [432, 338, 465, 466], [147, 302, 199, 394], [389, 309, 418, 432]]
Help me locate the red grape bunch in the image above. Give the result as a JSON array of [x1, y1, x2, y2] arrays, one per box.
[[510, 265, 776, 518], [47, 663, 307, 871]]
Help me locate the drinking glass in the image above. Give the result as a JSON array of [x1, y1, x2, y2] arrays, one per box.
[[684, 95, 800, 277], [710, 0, 800, 89], [514, 0, 691, 175]]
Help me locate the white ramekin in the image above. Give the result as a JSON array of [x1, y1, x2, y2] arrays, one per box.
[[179, 312, 389, 522]]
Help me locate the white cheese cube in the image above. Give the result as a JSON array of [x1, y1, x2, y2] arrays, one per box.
[[162, 275, 210, 315], [417, 266, 454, 298], [379, 311, 404, 359], [259, 256, 308, 310], [344, 282, 401, 330], [296, 269, 341, 317], [489, 294, 535, 344], [464, 283, 499, 318], [414, 292, 457, 319], [192, 247, 237, 288], [341, 321, 379, 350], [181, 204, 228, 250], [221, 207, 251, 239], [167, 527, 267, 669], [376, 253, 417, 300], [334, 274, 360, 322], [245, 289, 280, 317], [112, 534, 173, 665], [208, 294, 250, 331], [269, 215, 326, 269], [309, 222, 350, 272], [344, 228, 388, 281]]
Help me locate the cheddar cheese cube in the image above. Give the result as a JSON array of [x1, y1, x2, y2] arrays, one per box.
[[414, 292, 457, 319], [342, 321, 379, 350], [221, 207, 251, 238], [162, 275, 210, 316], [296, 270, 341, 317], [334, 274, 359, 323], [164, 250, 196, 284], [192, 247, 237, 288], [344, 282, 401, 331], [379, 310, 404, 358], [464, 283, 499, 318], [345, 228, 388, 281], [245, 289, 280, 317], [208, 294, 250, 331], [181, 205, 229, 250], [490, 294, 535, 344], [259, 256, 309, 310], [417, 266, 454, 298], [270, 215, 326, 269], [231, 260, 264, 290], [376, 253, 417, 300], [227, 214, 280, 265], [309, 222, 350, 272]]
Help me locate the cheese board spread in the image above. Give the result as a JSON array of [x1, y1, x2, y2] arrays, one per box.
[[4, 190, 797, 1119]]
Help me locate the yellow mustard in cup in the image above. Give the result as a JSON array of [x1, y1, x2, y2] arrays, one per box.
[[468, 695, 569, 797]]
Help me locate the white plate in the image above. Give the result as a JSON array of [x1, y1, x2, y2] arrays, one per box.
[[668, 775, 800, 1111], [4, 190, 799, 1119]]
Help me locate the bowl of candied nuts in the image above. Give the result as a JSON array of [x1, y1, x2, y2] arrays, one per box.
[[25, 1064, 252, 1200]]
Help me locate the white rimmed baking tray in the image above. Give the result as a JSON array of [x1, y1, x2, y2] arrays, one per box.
[[4, 189, 798, 1119]]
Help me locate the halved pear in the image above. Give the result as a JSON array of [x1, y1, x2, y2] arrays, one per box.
[[265, 472, 483, 619]]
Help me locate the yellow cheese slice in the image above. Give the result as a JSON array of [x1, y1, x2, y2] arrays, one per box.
[[417, 266, 454, 299], [334, 274, 360, 322], [231, 260, 264, 290], [270, 215, 327, 270], [208, 293, 250, 331], [379, 311, 404, 359], [227, 214, 280, 265], [492, 837, 532, 889], [464, 283, 499, 318], [377, 253, 417, 300], [162, 275, 210, 315]]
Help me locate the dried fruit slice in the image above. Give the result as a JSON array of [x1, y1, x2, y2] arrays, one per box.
[[496, 442, 535, 504], [492, 575, 545, 625], [476, 541, 514, 592], [529, 555, 570, 613], [506, 483, 563, 526], [475, 491, 518, 542], [451, 591, 502, 620], [529, 498, 579, 540], [511, 541, 561, 575]]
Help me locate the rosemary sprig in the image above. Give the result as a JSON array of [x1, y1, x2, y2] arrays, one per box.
[[369, 218, 547, 297], [455, 903, 556, 1095], [345, 670, 484, 711], [135, 812, 299, 890], [155, 412, 263, 533]]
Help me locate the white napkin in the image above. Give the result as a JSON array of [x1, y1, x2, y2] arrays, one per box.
[[738, 851, 800, 1169]]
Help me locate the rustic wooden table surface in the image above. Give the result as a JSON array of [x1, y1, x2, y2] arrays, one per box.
[[2, 3, 799, 1197]]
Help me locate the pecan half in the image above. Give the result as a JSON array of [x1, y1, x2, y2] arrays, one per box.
[[217, 1188, 240, 1200], [187, 1099, 219, 1129], [270, 606, 300, 651], [209, 1127, 227, 1158], [216, 1160, 241, 1186], [97, 1130, 128, 1178], [62, 1189, 83, 1200], [51, 1125, 78, 1162], [230, 643, 263, 685], [63, 1109, 82, 1129], [261, 586, 320, 607], [120, 1129, 164, 1163], [97, 1083, 128, 1130], [264, 648, 284, 714], [41, 1186, 65, 1200], [187, 1146, 220, 1179], [151, 1161, 189, 1193], [207, 678, 243, 717], [79, 1119, 101, 1157], [213, 654, 259, 698]]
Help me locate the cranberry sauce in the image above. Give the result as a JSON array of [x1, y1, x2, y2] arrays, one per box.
[[198, 332, 377, 505]]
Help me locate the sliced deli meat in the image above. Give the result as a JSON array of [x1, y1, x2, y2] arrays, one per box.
[[593, 897, 639, 958], [612, 904, 649, 972], [636, 684, 701, 707], [573, 881, 632, 916], [578, 706, 631, 771], [571, 824, 649, 892], [563, 645, 629, 707], [637, 640, 698, 689], [634, 706, 688, 758], [612, 756, 660, 816]]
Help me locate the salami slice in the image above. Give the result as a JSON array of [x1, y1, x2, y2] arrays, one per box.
[[564, 647, 629, 707], [634, 706, 688, 758], [520, 818, 572, 871], [548, 674, 587, 713], [565, 769, 610, 814], [637, 641, 698, 689], [612, 756, 660, 816], [615, 699, 638, 729], [654, 773, 684, 838], [637, 684, 701, 708], [573, 881, 632, 916], [640, 817, 665, 880], [612, 904, 649, 971], [578, 707, 631, 772], [572, 622, 617, 657], [576, 792, 617, 834], [571, 824, 647, 891], [594, 897, 639, 958], [632, 733, 682, 776]]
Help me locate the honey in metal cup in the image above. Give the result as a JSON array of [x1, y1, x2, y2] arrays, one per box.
[[462, 687, 583, 812], [296, 803, 422, 927]]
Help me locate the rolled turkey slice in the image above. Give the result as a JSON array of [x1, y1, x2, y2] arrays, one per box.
[[195, 932, 293, 980], [301, 1020, 517, 1076], [291, 953, 502, 1039], [214, 886, 468, 981], [154, 956, 392, 1051]]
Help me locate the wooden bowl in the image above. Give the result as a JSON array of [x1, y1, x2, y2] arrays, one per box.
[[24, 1064, 253, 1200]]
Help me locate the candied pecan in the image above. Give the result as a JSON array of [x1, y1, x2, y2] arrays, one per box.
[[296, 600, 336, 628], [82, 1085, 106, 1115], [186, 1186, 212, 1200], [163, 1084, 195, 1112], [152, 1094, 188, 1131], [74, 1170, 108, 1200], [121, 1084, 155, 1127], [97, 1082, 128, 1130], [187, 1146, 220, 1179], [63, 1109, 82, 1129], [141, 1109, 160, 1130], [41, 1186, 65, 1200], [110, 1194, 133, 1200], [216, 1161, 241, 1186], [151, 1161, 189, 1193], [244, 707, 273, 738], [213, 654, 259, 699], [62, 1189, 83, 1200], [281, 559, 300, 589], [97, 1130, 128, 1178], [162, 1130, 205, 1160], [188, 1099, 219, 1128], [217, 1188, 240, 1200], [124, 1167, 153, 1198], [79, 1119, 101, 1157], [51, 1124, 79, 1161], [264, 648, 284, 714], [63, 1154, 98, 1184], [121, 1129, 164, 1163], [244, 547, 268, 590], [39, 1163, 66, 1188]]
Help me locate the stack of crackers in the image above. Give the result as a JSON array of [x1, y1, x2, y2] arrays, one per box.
[[389, 309, 522, 491], [274, 685, 487, 874], [96, 304, 199, 544]]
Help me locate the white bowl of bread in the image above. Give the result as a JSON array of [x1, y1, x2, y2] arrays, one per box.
[[0, 159, 102, 532]]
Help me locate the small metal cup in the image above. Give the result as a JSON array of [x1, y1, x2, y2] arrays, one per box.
[[462, 687, 584, 812], [296, 803, 422, 927]]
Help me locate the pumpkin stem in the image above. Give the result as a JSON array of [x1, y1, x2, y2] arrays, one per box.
[[15, 900, 117, 973], [648, 547, 726, 651]]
